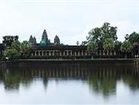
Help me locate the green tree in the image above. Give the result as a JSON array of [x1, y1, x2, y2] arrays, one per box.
[[4, 48, 20, 59], [88, 27, 102, 43], [81, 41, 87, 45], [20, 41, 31, 53], [11, 40, 21, 51], [120, 40, 133, 53], [128, 32, 139, 44], [101, 22, 117, 41], [87, 22, 117, 50], [20, 41, 31, 57], [114, 41, 122, 50], [103, 38, 114, 51], [87, 41, 98, 51], [4, 41, 21, 59], [4, 40, 31, 60]]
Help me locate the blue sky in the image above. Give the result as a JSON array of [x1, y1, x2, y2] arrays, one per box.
[[0, 0, 139, 44]]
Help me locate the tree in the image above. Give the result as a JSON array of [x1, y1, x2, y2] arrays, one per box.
[[4, 40, 31, 60], [87, 22, 117, 50], [114, 41, 122, 50], [20, 41, 31, 57], [120, 40, 133, 53], [88, 27, 102, 45], [128, 32, 139, 44], [4, 41, 21, 59], [87, 41, 98, 51], [101, 22, 117, 41], [81, 41, 87, 45], [11, 40, 21, 51], [103, 38, 114, 51], [4, 48, 20, 59]]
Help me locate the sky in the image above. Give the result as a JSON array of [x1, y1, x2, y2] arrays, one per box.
[[0, 0, 139, 44]]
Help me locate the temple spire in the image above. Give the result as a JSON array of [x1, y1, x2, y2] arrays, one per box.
[[54, 35, 60, 45], [42, 29, 48, 41], [40, 29, 50, 46], [29, 35, 36, 45]]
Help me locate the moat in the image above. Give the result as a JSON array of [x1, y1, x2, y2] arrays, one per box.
[[0, 61, 139, 104]]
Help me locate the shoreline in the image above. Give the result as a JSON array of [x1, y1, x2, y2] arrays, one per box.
[[1, 58, 138, 62]]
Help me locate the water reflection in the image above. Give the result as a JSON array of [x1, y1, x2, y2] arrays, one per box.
[[0, 61, 139, 98]]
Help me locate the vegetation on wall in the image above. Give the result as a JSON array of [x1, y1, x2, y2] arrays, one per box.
[[86, 22, 117, 51], [120, 40, 133, 53], [85, 22, 139, 55], [4, 41, 31, 60], [2, 22, 139, 59]]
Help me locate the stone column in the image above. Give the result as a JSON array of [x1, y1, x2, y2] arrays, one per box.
[[67, 50, 69, 56], [110, 51, 112, 56], [49, 51, 51, 56], [34, 51, 36, 56], [78, 51, 81, 56], [85, 51, 87, 56], [114, 51, 116, 56]]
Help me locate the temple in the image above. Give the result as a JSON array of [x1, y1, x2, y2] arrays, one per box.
[[1, 29, 139, 59], [29, 30, 91, 59], [0, 30, 91, 59]]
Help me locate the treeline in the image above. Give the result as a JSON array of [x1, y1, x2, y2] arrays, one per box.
[[3, 41, 31, 60], [82, 22, 139, 54]]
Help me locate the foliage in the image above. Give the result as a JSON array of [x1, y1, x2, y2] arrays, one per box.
[[20, 41, 31, 57], [128, 32, 139, 44], [87, 41, 98, 51], [87, 22, 117, 50], [20, 41, 31, 53], [4, 48, 20, 59], [81, 41, 88, 45], [101, 22, 117, 41], [4, 40, 31, 60], [103, 38, 114, 51], [11, 41, 21, 51], [120, 40, 133, 53], [114, 41, 122, 50]]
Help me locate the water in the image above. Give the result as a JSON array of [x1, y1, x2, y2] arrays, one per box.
[[0, 61, 139, 104]]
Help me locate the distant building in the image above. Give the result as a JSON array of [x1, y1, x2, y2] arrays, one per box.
[[29, 29, 91, 59], [29, 35, 37, 45], [2, 29, 139, 59], [40, 30, 51, 47], [54, 35, 60, 45], [3, 36, 18, 47]]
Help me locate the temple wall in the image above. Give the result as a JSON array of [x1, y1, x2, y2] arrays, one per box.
[[29, 47, 139, 59], [29, 48, 91, 59]]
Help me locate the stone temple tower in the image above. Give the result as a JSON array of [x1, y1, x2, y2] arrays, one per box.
[[40, 29, 50, 46], [54, 35, 60, 45]]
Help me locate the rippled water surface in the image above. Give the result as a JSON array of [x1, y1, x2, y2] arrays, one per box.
[[0, 61, 139, 104]]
